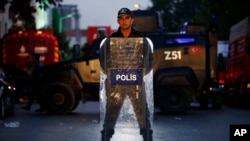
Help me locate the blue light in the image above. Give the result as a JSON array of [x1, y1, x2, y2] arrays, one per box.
[[183, 21, 188, 26], [175, 38, 195, 44], [165, 37, 196, 45]]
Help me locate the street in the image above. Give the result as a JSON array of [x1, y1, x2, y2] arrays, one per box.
[[0, 101, 250, 141]]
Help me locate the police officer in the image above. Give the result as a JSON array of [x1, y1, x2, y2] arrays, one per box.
[[100, 7, 153, 141]]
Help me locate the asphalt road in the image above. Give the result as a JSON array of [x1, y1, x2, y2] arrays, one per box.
[[0, 102, 250, 141]]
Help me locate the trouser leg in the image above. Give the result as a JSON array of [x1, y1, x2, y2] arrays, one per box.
[[102, 86, 125, 141], [128, 86, 153, 141]]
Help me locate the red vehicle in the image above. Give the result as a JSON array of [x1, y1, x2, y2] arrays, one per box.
[[1, 29, 60, 101], [225, 16, 250, 107], [2, 29, 60, 70]]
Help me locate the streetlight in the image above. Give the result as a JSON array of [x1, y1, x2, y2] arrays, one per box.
[[59, 13, 75, 33], [134, 3, 141, 10]]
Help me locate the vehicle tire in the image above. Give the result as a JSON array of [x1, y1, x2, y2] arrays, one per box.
[[156, 87, 190, 114], [41, 82, 75, 115], [71, 98, 80, 111]]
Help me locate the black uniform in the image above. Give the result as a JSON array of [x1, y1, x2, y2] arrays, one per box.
[[110, 27, 142, 37], [100, 27, 153, 141]]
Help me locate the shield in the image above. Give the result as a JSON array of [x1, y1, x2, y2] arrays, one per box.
[[100, 37, 154, 141]]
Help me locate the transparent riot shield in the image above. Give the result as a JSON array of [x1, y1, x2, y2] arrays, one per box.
[[100, 37, 154, 141]]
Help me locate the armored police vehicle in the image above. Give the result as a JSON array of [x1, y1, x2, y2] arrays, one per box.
[[12, 10, 223, 114]]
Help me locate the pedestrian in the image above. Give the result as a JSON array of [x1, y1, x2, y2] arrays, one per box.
[[100, 7, 153, 141], [22, 53, 44, 112], [88, 29, 107, 56]]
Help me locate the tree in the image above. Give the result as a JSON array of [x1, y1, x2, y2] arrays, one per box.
[[149, 0, 202, 32], [36, 0, 62, 10], [0, 0, 8, 12], [149, 0, 250, 40], [0, 0, 72, 59], [9, 0, 36, 28], [0, 0, 62, 28], [0, 0, 62, 11], [200, 0, 250, 40], [52, 7, 72, 60]]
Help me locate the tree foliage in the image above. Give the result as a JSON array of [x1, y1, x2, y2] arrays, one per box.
[[149, 0, 250, 40], [0, 0, 69, 58], [9, 0, 36, 26], [149, 0, 202, 32], [0, 0, 8, 12], [0, 0, 62, 27], [52, 8, 72, 60], [36, 0, 62, 10]]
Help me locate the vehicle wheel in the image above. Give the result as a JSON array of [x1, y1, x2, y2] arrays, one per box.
[[71, 99, 80, 111], [41, 82, 75, 115], [156, 88, 190, 114]]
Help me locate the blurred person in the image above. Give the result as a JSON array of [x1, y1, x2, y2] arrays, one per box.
[[22, 53, 44, 112], [87, 29, 107, 57]]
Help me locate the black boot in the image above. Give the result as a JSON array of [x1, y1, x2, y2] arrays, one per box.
[[140, 129, 153, 141], [101, 129, 114, 141]]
